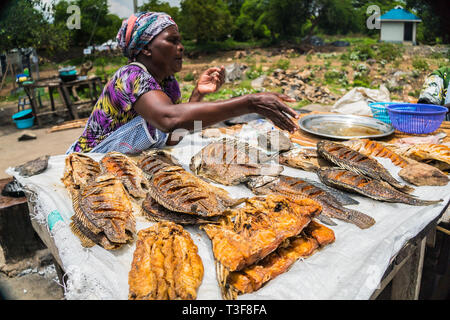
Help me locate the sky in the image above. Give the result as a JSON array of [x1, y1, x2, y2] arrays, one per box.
[[109, 0, 181, 19]]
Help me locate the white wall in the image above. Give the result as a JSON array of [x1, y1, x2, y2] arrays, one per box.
[[380, 22, 404, 43]]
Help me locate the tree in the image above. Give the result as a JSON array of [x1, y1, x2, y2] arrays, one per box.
[[405, 0, 449, 44], [178, 0, 233, 43], [264, 0, 315, 40], [0, 0, 70, 53], [316, 0, 361, 35], [139, 0, 181, 22], [53, 0, 123, 47]]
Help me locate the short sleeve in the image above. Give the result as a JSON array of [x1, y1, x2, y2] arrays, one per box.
[[112, 65, 162, 113]]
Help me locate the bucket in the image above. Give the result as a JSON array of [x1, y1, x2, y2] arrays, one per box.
[[12, 109, 35, 129]]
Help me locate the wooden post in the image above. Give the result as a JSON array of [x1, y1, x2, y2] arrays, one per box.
[[390, 236, 427, 299]]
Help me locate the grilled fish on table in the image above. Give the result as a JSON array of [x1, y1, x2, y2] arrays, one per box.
[[139, 150, 244, 217], [388, 143, 450, 171], [189, 137, 283, 185], [70, 174, 136, 250], [61, 153, 101, 197], [141, 193, 220, 225], [99, 152, 150, 199], [317, 140, 414, 193], [341, 139, 410, 168], [246, 175, 375, 229], [221, 220, 335, 300], [342, 139, 449, 186], [317, 167, 442, 206], [201, 195, 321, 275], [128, 221, 204, 300]]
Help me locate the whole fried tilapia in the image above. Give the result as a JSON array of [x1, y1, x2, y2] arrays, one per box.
[[279, 147, 321, 172], [341, 139, 410, 168], [139, 152, 244, 217], [317, 140, 414, 193], [190, 138, 283, 185], [317, 167, 442, 206], [201, 195, 321, 273], [141, 193, 220, 225], [246, 175, 375, 229], [61, 153, 101, 196], [128, 221, 203, 300], [220, 220, 335, 300], [100, 152, 150, 199], [70, 174, 136, 250], [389, 143, 450, 171]]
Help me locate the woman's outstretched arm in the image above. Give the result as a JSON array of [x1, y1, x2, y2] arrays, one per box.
[[134, 90, 300, 135]]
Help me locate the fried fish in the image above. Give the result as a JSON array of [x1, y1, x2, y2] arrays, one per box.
[[100, 152, 150, 199], [190, 138, 283, 185], [201, 195, 321, 273], [317, 167, 442, 206], [61, 153, 100, 196], [220, 220, 335, 299], [317, 140, 413, 193], [128, 221, 203, 300], [246, 175, 375, 229], [139, 152, 243, 217], [70, 174, 136, 250]]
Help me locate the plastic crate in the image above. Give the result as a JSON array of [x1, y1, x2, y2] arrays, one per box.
[[386, 103, 447, 134], [369, 102, 407, 124]]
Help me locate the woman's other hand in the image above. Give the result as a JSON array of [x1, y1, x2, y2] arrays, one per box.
[[196, 66, 226, 95], [249, 92, 300, 133]]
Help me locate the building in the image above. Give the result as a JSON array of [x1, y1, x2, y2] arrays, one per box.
[[379, 6, 422, 45]]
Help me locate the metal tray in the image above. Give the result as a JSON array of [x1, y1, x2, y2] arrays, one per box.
[[298, 114, 394, 140]]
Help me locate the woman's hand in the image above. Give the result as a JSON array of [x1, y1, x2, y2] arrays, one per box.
[[248, 92, 300, 133], [196, 66, 226, 95]]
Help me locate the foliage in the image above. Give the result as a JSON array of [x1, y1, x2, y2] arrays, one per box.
[[274, 59, 290, 70], [53, 0, 123, 47], [178, 0, 233, 43], [139, 0, 181, 22], [412, 58, 429, 71], [0, 0, 70, 53], [376, 43, 403, 62]]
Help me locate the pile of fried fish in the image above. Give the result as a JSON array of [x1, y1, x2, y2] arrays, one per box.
[[61, 128, 448, 300]]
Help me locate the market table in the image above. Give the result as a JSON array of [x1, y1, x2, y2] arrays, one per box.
[[7, 119, 450, 300], [22, 75, 103, 127]]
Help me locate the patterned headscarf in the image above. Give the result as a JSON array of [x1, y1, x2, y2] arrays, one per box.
[[117, 12, 177, 60]]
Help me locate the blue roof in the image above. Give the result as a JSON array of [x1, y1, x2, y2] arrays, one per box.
[[380, 7, 421, 21]]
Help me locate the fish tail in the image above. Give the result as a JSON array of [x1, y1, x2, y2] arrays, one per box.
[[322, 203, 375, 229]]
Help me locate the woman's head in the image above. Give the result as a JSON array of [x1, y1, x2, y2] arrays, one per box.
[[117, 12, 178, 61]]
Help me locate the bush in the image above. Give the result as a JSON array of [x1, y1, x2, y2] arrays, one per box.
[[246, 64, 264, 80], [377, 43, 403, 62], [274, 58, 290, 70], [183, 72, 195, 82], [324, 69, 348, 86], [412, 58, 429, 71], [349, 43, 375, 61]]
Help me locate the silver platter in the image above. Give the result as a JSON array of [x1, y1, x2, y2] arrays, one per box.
[[298, 114, 394, 140]]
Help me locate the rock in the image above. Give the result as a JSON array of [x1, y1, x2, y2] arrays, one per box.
[[399, 162, 449, 186], [251, 75, 267, 89], [224, 63, 247, 83], [234, 51, 246, 59], [297, 70, 312, 81], [18, 131, 37, 141], [15, 155, 50, 177]]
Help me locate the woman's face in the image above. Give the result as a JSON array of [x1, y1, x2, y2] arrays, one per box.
[[147, 25, 184, 76]]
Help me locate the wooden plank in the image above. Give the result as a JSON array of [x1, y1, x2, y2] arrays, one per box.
[[47, 118, 88, 133]]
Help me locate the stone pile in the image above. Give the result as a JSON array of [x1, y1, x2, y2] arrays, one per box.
[[265, 68, 337, 105]]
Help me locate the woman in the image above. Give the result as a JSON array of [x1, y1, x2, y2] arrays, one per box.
[[67, 12, 299, 154]]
